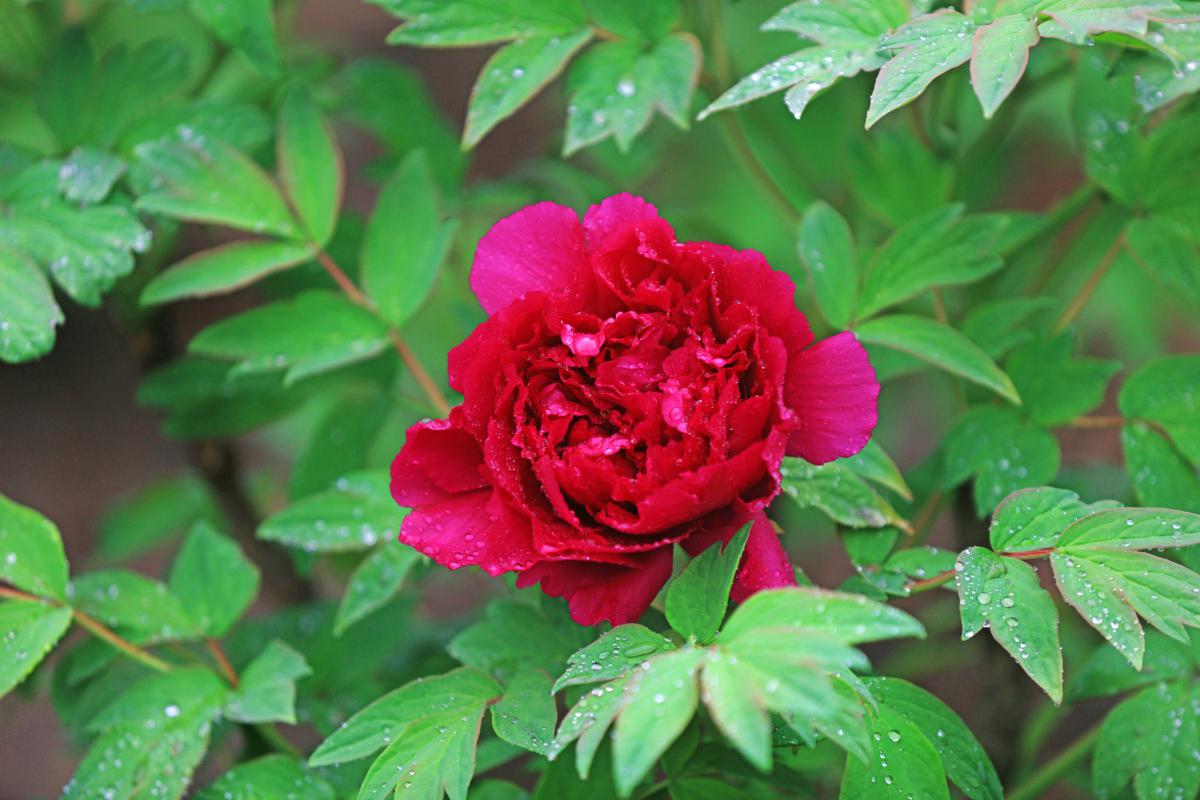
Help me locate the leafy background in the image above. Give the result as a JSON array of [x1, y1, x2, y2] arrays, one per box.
[[1, 0, 1199, 798]]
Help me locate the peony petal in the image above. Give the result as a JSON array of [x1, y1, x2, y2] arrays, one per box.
[[390, 415, 488, 506], [786, 331, 880, 464], [730, 512, 797, 602], [583, 193, 662, 250], [516, 546, 673, 626], [399, 489, 537, 576], [470, 201, 588, 313]]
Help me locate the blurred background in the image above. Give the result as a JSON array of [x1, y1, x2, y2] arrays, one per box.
[[2, 0, 1198, 797]]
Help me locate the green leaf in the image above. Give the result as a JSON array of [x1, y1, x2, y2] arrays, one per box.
[[0, 248, 62, 363], [189, 291, 390, 385], [585, 0, 679, 41], [855, 315, 1020, 404], [57, 146, 125, 204], [64, 667, 227, 800], [277, 87, 343, 246], [0, 599, 72, 698], [798, 200, 859, 330], [224, 640, 311, 724], [552, 675, 628, 779], [954, 547, 1063, 703], [463, 29, 592, 148], [613, 647, 705, 797], [564, 34, 699, 155], [382, 0, 588, 46], [961, 297, 1056, 359], [839, 704, 951, 800], [781, 458, 910, 530], [189, 0, 279, 74], [70, 570, 200, 645], [719, 587, 925, 645], [291, 389, 392, 499], [941, 407, 1061, 514], [196, 755, 336, 800], [168, 522, 260, 637], [1122, 423, 1200, 512], [334, 543, 422, 636], [884, 546, 957, 581], [309, 667, 502, 767], [1004, 334, 1120, 426], [141, 239, 316, 305], [135, 133, 300, 239], [842, 440, 913, 501], [1069, 630, 1194, 701], [867, 11, 975, 129], [698, 650, 773, 772], [1092, 681, 1200, 800], [360, 151, 457, 329], [863, 677, 1003, 800], [449, 596, 592, 682], [97, 474, 222, 561], [1119, 354, 1200, 465], [857, 206, 1008, 320], [0, 492, 69, 600], [1057, 506, 1200, 550], [969, 15, 1038, 118], [553, 623, 676, 693], [988, 486, 1110, 552], [491, 668, 556, 755], [1124, 216, 1200, 302], [665, 522, 750, 643], [259, 470, 406, 553], [1038, 0, 1173, 44]]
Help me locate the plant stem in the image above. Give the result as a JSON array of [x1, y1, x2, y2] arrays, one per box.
[[1, 585, 172, 673], [1066, 414, 1124, 429], [1006, 721, 1103, 800], [207, 639, 240, 688], [1053, 234, 1125, 332], [905, 548, 1055, 594], [315, 250, 453, 416]]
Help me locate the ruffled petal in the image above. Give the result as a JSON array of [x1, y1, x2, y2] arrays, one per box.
[[398, 490, 537, 576], [390, 415, 488, 506], [583, 193, 662, 251], [470, 201, 588, 313], [785, 331, 880, 464], [516, 546, 673, 626]]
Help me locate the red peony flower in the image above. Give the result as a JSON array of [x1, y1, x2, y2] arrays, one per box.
[[390, 194, 879, 626]]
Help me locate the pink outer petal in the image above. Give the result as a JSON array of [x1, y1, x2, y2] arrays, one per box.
[[583, 193, 662, 251], [785, 331, 879, 464], [390, 416, 488, 506], [398, 489, 538, 576], [470, 201, 589, 314], [682, 512, 797, 604], [516, 546, 674, 626]]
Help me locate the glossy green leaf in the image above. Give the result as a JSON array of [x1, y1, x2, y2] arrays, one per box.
[[842, 440, 913, 500], [1057, 506, 1200, 550], [1122, 423, 1200, 512], [277, 87, 342, 246], [781, 458, 909, 530], [839, 703, 950, 799], [360, 151, 457, 329], [195, 755, 336, 800], [1038, 0, 1173, 44], [719, 587, 925, 646], [189, 291, 389, 385], [942, 407, 1061, 514], [553, 623, 676, 693], [855, 315, 1020, 403], [141, 240, 316, 306], [988, 486, 1109, 552], [1119, 354, 1200, 465], [665, 522, 750, 643], [955, 547, 1063, 702], [135, 133, 300, 239], [1092, 681, 1200, 800], [450, 596, 592, 682], [464, 29, 592, 147], [970, 15, 1038, 118], [1069, 630, 1194, 701], [492, 668, 556, 755], [0, 492, 69, 600], [70, 570, 200, 645], [884, 547, 957, 581], [961, 297, 1056, 359], [798, 200, 859, 330], [0, 599, 72, 698], [334, 543, 422, 636], [259, 470, 405, 553], [858, 206, 1008, 319], [189, 0, 279, 74], [168, 522, 259, 637], [585, 0, 679, 41], [57, 146, 125, 204], [1004, 334, 1119, 426], [867, 11, 975, 128], [863, 677, 1002, 800], [290, 389, 392, 500], [0, 248, 62, 363], [382, 0, 587, 47], [309, 667, 501, 767], [224, 640, 311, 724], [699, 650, 773, 771]]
